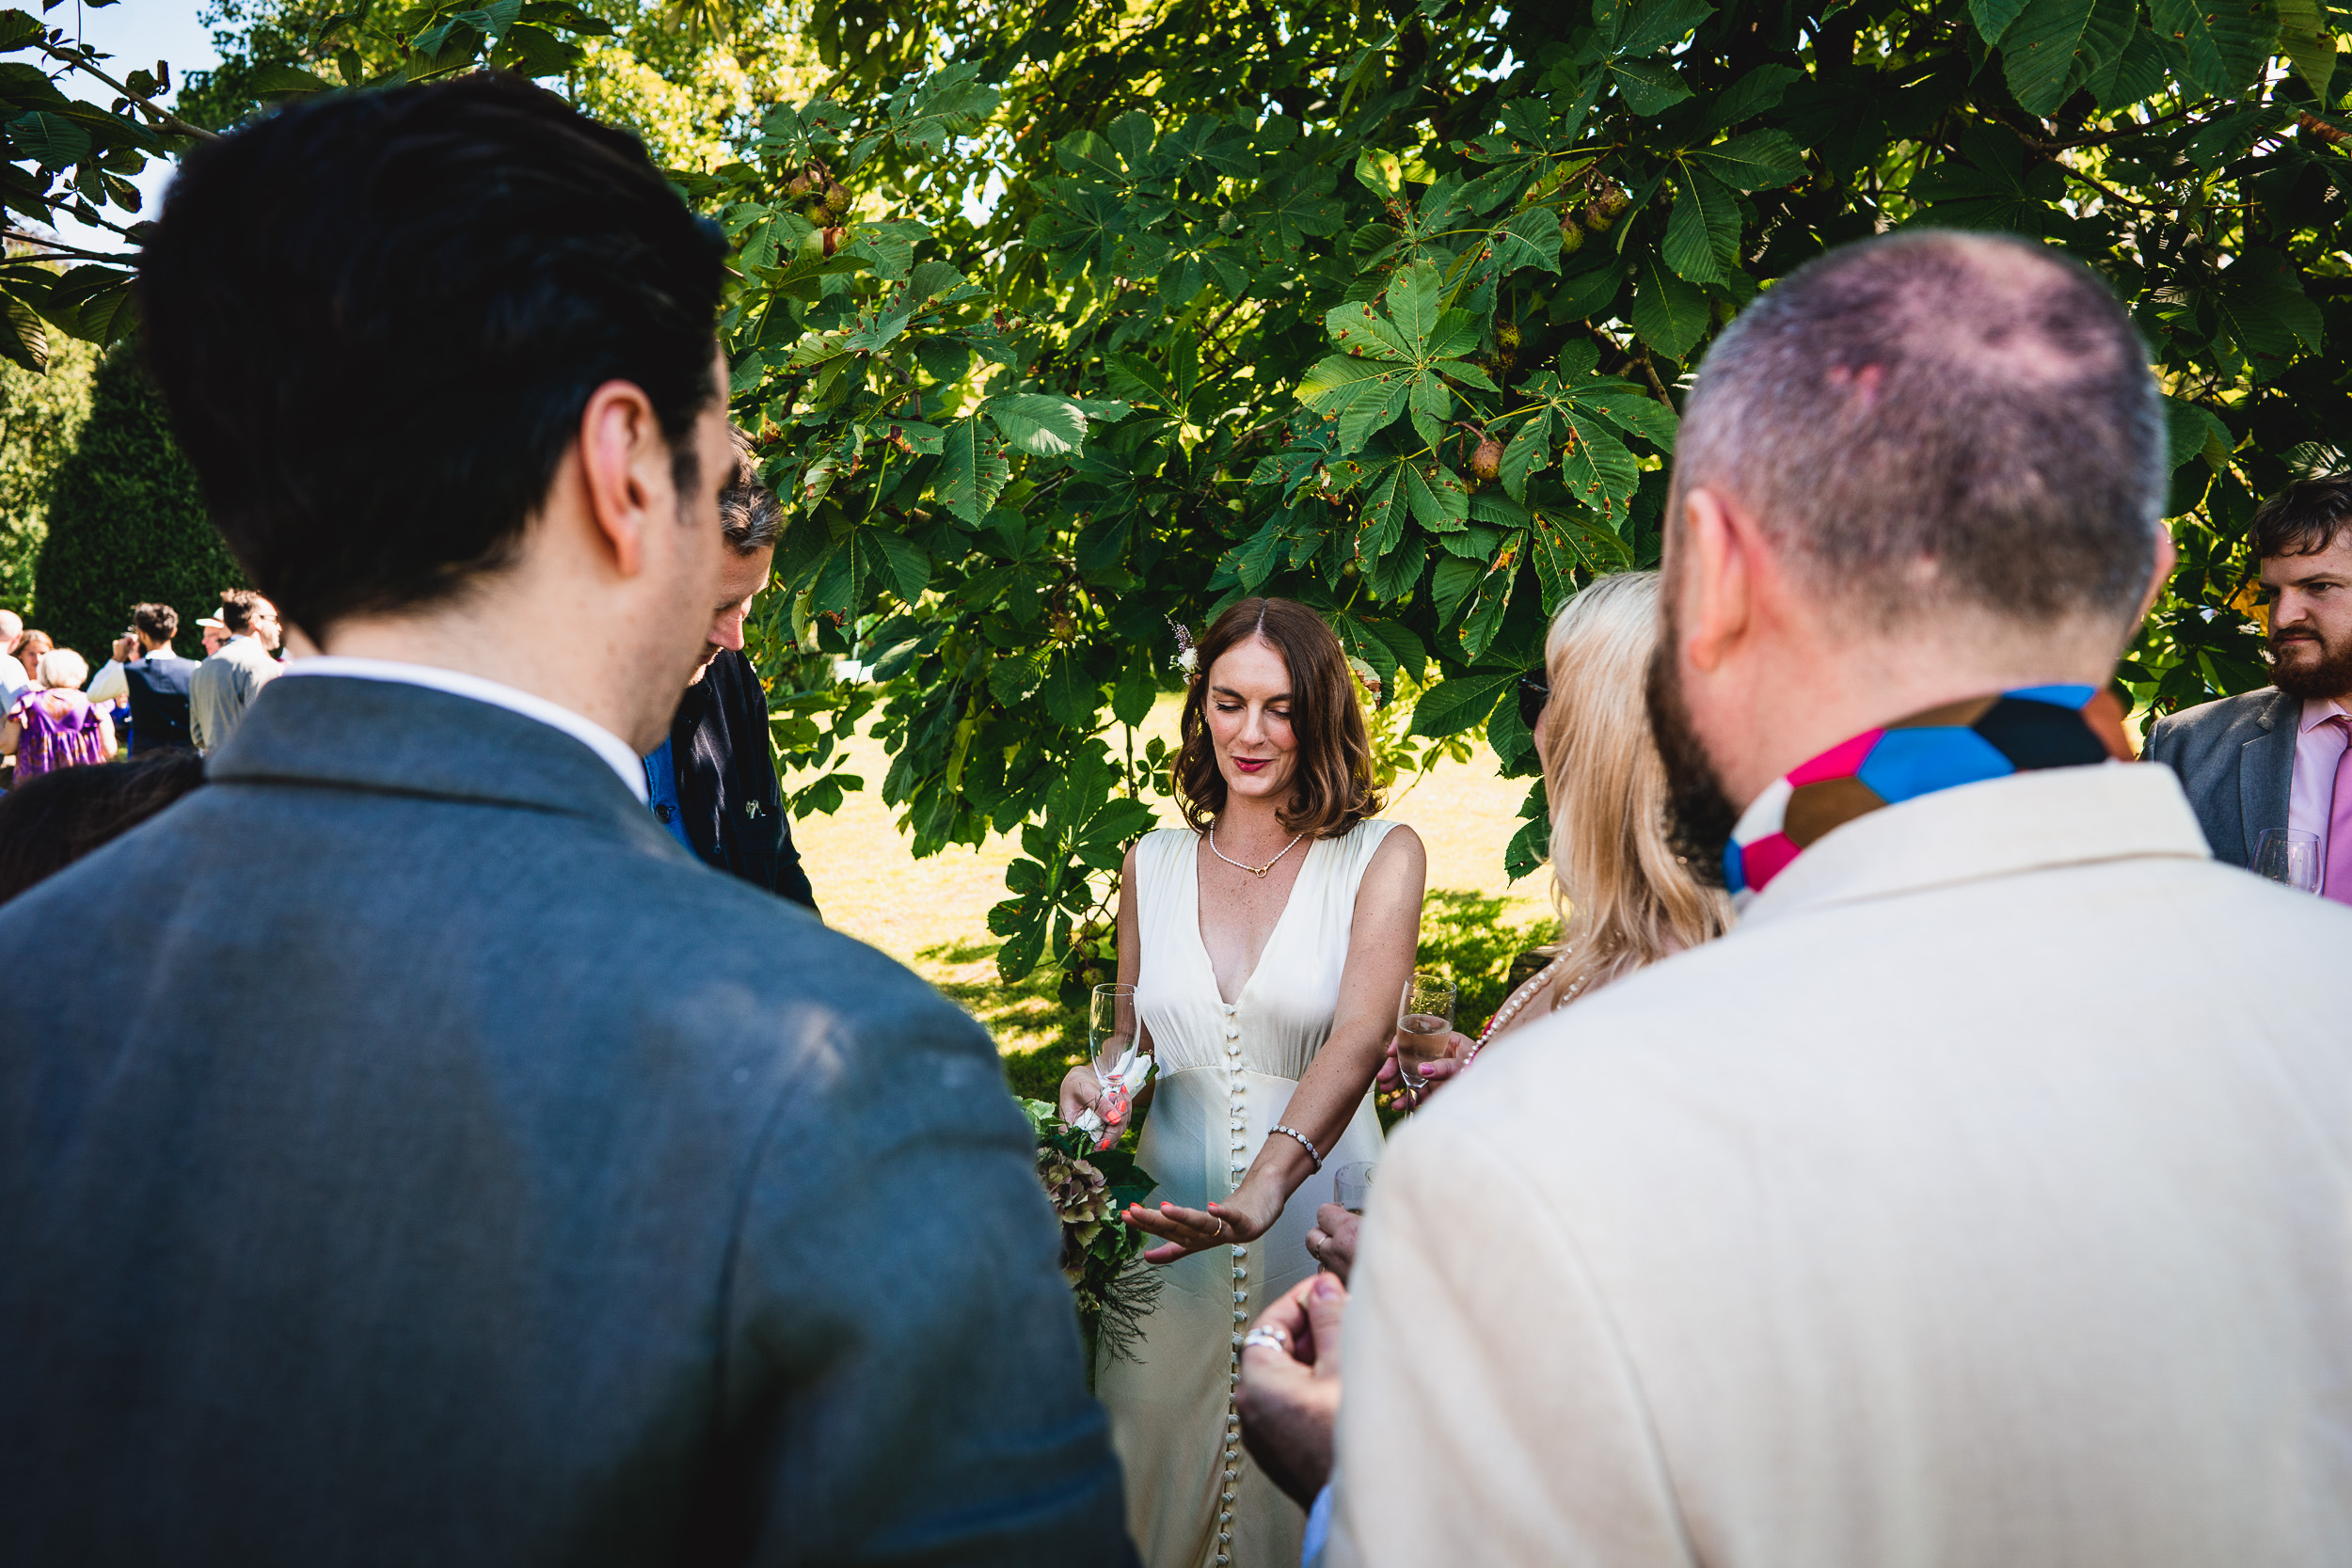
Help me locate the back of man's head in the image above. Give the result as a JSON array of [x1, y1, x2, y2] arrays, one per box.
[[133, 602, 178, 645], [217, 589, 263, 637], [721, 427, 782, 557], [140, 72, 729, 641], [0, 609, 20, 649], [1675, 230, 2165, 642]]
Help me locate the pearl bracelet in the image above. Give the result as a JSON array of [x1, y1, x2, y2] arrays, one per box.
[[1269, 1122, 1323, 1172]]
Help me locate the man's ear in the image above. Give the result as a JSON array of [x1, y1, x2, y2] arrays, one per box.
[[575, 379, 671, 579], [1679, 486, 1757, 675]]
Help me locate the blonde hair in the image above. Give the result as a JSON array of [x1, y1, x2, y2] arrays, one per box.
[[1541, 571, 1731, 992], [37, 648, 87, 690]]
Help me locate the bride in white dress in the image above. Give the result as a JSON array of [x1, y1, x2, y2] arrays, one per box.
[[1059, 596, 1423, 1568]]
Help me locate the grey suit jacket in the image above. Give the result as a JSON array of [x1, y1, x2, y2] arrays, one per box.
[[2143, 687, 2298, 867], [0, 676, 1131, 1567], [187, 635, 280, 752]]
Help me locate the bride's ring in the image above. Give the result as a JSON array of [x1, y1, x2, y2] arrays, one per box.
[[1242, 1326, 1291, 1354]]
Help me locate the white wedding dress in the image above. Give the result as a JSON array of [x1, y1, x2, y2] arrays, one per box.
[[1100, 819, 1392, 1568]]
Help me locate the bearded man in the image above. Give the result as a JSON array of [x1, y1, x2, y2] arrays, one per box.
[[2146, 477, 2352, 900]]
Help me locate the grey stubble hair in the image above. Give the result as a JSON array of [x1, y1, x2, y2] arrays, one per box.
[[1670, 229, 2168, 635]]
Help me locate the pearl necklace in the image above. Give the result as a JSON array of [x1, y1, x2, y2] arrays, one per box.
[[1207, 822, 1305, 878]]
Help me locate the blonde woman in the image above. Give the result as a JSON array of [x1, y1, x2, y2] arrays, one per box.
[[1367, 574, 1733, 1135], [2, 649, 116, 778]]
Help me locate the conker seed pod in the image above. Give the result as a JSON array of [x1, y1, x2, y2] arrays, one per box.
[[1558, 219, 1585, 256], [1582, 203, 1615, 233], [1495, 323, 1522, 352], [824, 182, 850, 209], [1471, 436, 1504, 482], [821, 225, 844, 256], [786, 173, 813, 196]]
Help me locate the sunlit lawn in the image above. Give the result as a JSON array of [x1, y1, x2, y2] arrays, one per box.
[[791, 693, 1559, 1094]]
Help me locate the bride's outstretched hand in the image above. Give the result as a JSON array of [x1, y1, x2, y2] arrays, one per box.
[[1126, 1188, 1279, 1264]]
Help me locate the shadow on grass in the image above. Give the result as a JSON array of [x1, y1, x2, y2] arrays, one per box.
[[923, 888, 1556, 1106]]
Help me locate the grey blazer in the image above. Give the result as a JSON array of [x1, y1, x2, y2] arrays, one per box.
[[2143, 686, 2298, 868], [0, 676, 1132, 1567]]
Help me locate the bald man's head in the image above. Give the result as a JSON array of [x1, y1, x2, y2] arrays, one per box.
[[1673, 230, 2165, 639], [0, 609, 19, 653]]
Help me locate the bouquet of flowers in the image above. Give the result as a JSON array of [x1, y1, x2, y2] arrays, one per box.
[[1023, 1099, 1164, 1381]]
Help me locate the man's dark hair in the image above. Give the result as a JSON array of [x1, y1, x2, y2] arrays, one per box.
[[139, 72, 730, 638], [132, 603, 178, 642], [1675, 230, 2166, 632], [721, 427, 782, 556], [217, 589, 264, 637], [0, 751, 205, 905], [2253, 474, 2352, 561]]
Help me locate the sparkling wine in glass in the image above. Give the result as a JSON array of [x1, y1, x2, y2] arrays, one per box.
[[1333, 1162, 1375, 1215], [1088, 983, 1139, 1148], [1396, 971, 1458, 1092], [2254, 828, 2324, 895]]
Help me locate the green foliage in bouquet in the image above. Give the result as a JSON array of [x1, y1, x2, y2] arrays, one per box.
[[1023, 1098, 1163, 1382]]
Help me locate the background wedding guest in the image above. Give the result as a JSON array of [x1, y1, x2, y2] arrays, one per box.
[[0, 610, 26, 713], [0, 73, 1130, 1565], [1059, 595, 1423, 1568], [2, 648, 114, 778], [1240, 570, 1733, 1548], [83, 628, 136, 709], [122, 602, 199, 754], [196, 611, 229, 656], [0, 749, 204, 903], [14, 626, 53, 683], [645, 427, 816, 908], [2148, 476, 2352, 896], [188, 588, 280, 752], [1330, 231, 2352, 1566]]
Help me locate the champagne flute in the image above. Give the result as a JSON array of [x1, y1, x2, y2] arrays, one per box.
[[1333, 1162, 1375, 1214], [1088, 983, 1139, 1148], [1395, 971, 1458, 1094], [2254, 829, 2323, 895]]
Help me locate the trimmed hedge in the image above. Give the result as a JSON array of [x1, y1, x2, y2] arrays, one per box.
[[34, 348, 245, 664]]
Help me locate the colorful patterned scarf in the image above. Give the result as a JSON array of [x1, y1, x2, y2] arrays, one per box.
[[1724, 684, 2135, 906]]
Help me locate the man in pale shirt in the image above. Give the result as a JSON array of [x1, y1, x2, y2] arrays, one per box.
[[2149, 476, 2352, 900], [1247, 231, 2352, 1566]]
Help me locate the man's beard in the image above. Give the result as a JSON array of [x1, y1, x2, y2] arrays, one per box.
[[1644, 631, 1738, 891], [2270, 626, 2352, 701]]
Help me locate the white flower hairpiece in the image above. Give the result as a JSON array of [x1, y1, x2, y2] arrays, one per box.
[[1168, 617, 1199, 678]]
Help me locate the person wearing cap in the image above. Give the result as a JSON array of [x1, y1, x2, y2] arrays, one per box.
[[197, 614, 228, 657]]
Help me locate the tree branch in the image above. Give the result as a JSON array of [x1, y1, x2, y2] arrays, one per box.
[[40, 42, 221, 143]]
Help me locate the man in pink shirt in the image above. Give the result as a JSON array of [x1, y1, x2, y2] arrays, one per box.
[[2148, 476, 2352, 901]]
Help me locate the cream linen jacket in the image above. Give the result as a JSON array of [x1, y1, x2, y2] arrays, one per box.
[[1329, 763, 2352, 1568]]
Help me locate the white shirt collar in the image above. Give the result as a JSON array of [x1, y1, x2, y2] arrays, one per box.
[[277, 656, 648, 803]]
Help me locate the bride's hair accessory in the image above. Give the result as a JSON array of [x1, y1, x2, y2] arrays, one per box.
[[1270, 1122, 1323, 1172], [1168, 616, 1199, 678]]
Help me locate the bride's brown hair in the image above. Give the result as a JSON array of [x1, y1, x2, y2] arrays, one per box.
[[1171, 597, 1381, 838]]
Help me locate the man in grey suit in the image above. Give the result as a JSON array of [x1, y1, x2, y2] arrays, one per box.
[[186, 586, 282, 752], [2147, 476, 2352, 889], [0, 75, 1131, 1566]]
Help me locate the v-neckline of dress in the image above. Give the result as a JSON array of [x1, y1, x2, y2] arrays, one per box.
[[1189, 831, 1326, 1007]]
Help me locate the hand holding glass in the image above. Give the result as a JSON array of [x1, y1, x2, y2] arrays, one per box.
[[1084, 983, 1141, 1149], [2255, 829, 2323, 895], [1395, 972, 1458, 1092]]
